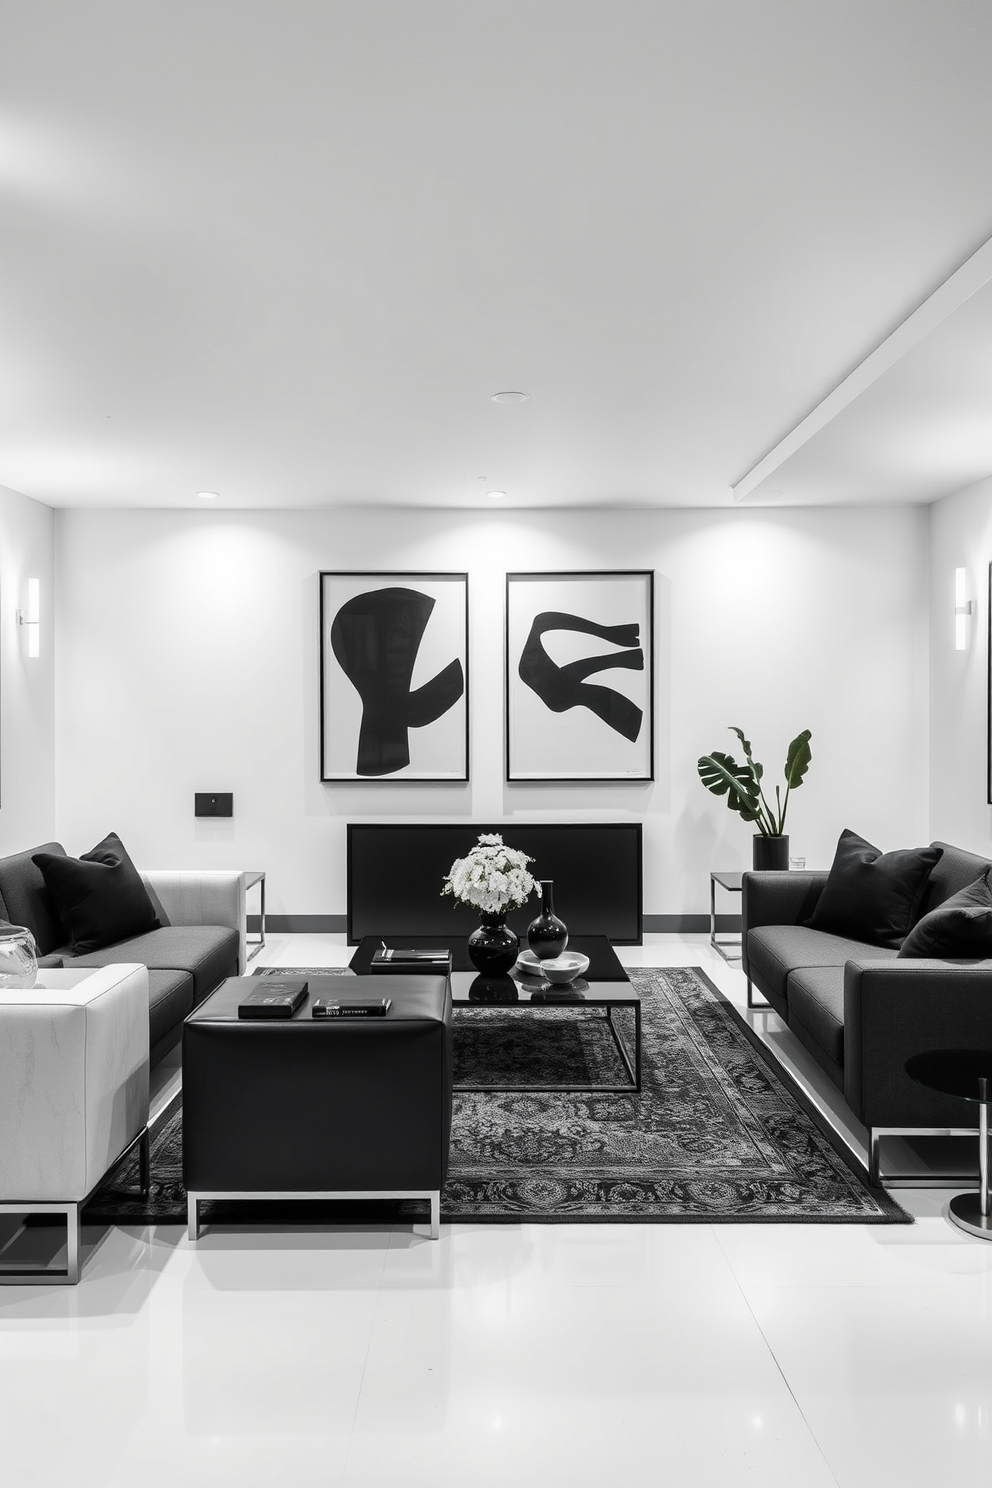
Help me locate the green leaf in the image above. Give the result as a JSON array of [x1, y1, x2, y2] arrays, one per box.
[[697, 752, 760, 816], [784, 729, 812, 788], [729, 727, 752, 758]]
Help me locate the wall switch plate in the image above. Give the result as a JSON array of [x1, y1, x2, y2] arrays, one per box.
[[195, 792, 233, 817]]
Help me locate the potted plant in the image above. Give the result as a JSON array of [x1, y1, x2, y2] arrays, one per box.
[[697, 727, 812, 869]]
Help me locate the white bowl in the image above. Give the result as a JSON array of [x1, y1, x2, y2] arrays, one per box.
[[536, 951, 590, 984]]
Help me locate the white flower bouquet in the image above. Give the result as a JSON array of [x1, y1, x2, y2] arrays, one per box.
[[441, 833, 537, 917]]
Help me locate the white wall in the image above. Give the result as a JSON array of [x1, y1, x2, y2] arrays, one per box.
[[53, 503, 929, 921], [0, 484, 56, 854], [928, 476, 992, 851]]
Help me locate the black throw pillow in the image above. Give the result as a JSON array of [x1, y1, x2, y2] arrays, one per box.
[[32, 832, 160, 955], [806, 828, 943, 950], [899, 869, 992, 958]]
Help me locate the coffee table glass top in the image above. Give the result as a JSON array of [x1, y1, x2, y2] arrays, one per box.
[[350, 933, 630, 993]]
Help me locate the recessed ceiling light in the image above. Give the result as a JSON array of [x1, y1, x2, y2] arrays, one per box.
[[197, 490, 218, 500], [491, 391, 528, 404], [487, 490, 506, 499]]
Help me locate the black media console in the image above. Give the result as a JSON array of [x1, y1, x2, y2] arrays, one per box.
[[346, 822, 642, 945]]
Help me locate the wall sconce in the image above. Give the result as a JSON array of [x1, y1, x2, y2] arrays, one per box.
[[955, 567, 972, 651], [17, 578, 40, 658]]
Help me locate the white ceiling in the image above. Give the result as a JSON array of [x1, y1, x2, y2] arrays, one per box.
[[3, 0, 992, 512]]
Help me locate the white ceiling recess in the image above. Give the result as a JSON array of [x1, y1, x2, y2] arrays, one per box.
[[735, 237, 992, 506], [2, 1, 992, 512]]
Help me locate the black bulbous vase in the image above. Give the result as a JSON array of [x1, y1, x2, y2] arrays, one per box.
[[467, 914, 520, 975], [527, 880, 568, 961]]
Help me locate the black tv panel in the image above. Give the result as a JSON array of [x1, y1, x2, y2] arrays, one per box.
[[346, 822, 642, 945]]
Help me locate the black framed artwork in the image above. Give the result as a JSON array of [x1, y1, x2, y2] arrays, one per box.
[[320, 572, 469, 782], [505, 570, 654, 782]]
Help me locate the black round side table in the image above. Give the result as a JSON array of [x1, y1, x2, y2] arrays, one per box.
[[905, 1049, 992, 1240]]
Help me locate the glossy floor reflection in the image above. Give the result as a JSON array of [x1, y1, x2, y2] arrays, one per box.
[[1, 935, 990, 1487]]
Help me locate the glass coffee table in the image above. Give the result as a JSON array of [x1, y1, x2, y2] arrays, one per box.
[[350, 935, 641, 1094]]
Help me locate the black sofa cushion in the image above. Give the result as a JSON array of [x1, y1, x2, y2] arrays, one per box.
[[33, 832, 160, 955], [747, 924, 896, 1006], [64, 924, 239, 1003], [805, 829, 942, 949], [787, 966, 846, 1074], [916, 842, 992, 919], [899, 870, 992, 958], [146, 969, 195, 1059]]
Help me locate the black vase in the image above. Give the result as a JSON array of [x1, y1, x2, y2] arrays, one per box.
[[753, 834, 790, 870], [527, 880, 568, 961], [467, 915, 520, 974]]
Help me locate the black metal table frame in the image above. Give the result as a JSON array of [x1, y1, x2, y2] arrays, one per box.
[[709, 871, 743, 963], [453, 996, 642, 1095], [349, 934, 642, 1096]]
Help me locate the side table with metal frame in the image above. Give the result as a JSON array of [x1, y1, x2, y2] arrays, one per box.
[[244, 871, 266, 961], [709, 871, 743, 962]]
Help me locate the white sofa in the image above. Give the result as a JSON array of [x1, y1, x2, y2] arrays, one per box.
[[0, 965, 149, 1284], [0, 846, 248, 1066]]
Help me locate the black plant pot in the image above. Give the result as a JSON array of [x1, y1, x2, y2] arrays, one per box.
[[527, 880, 568, 961], [467, 916, 520, 975], [753, 834, 790, 871]]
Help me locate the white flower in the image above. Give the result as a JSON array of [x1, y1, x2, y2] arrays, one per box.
[[441, 833, 537, 914]]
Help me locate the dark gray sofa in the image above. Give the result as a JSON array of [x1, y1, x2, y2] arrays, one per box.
[[743, 841, 992, 1182], [0, 843, 246, 1067]]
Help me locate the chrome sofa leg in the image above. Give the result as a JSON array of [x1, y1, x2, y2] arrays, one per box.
[[869, 1128, 881, 1186], [746, 980, 771, 1010], [138, 1128, 151, 1199], [429, 1192, 440, 1240], [66, 1204, 81, 1285]]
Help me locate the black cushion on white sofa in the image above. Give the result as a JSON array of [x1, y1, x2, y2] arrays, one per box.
[[32, 831, 160, 954]]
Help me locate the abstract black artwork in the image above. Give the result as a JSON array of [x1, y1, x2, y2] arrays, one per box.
[[506, 571, 654, 781], [320, 573, 469, 781]]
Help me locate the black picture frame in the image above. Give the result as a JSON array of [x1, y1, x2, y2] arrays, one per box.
[[505, 570, 655, 783], [319, 571, 469, 782]]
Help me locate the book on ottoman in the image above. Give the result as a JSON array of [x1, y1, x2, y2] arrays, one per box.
[[238, 979, 308, 1018], [371, 947, 452, 973]]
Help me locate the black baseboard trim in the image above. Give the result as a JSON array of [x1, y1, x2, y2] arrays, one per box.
[[256, 913, 742, 937], [261, 914, 348, 933], [644, 914, 741, 934]]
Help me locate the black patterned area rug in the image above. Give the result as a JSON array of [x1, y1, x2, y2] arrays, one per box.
[[84, 966, 909, 1226]]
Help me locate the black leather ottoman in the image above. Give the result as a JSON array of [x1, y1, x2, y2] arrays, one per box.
[[182, 974, 452, 1239]]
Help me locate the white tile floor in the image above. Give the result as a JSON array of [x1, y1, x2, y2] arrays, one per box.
[[2, 934, 991, 1487]]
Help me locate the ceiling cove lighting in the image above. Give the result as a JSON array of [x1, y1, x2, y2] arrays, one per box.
[[17, 577, 40, 658], [491, 391, 528, 404], [955, 567, 972, 650]]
